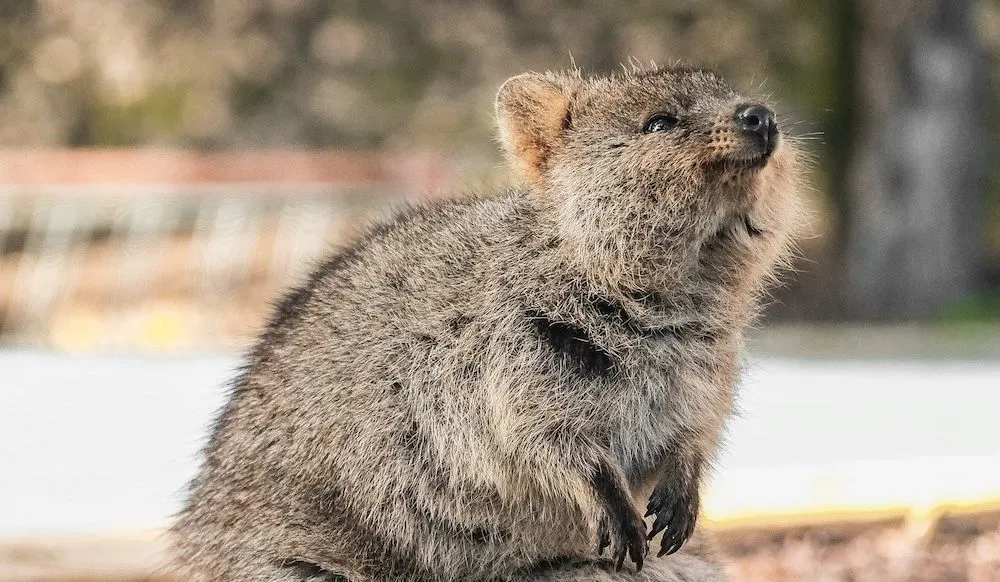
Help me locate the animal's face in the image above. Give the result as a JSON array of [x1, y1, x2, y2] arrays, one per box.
[[496, 67, 801, 290]]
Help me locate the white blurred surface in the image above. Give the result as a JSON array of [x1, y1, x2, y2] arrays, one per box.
[[1, 350, 999, 539], [0, 351, 235, 538]]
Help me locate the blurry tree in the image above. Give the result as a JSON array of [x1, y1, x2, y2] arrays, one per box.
[[846, 0, 989, 318]]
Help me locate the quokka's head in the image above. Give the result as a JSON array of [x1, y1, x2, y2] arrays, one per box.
[[496, 66, 803, 292]]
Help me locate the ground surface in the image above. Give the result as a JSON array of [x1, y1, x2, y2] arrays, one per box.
[[4, 513, 998, 581], [2, 328, 999, 580], [3, 346, 998, 538], [719, 510, 1000, 581]]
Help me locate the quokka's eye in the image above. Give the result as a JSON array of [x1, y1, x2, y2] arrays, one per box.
[[643, 113, 680, 133]]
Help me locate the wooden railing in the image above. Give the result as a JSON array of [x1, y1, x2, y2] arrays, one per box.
[[0, 149, 452, 351]]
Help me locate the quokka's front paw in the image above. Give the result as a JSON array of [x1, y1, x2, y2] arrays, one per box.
[[596, 506, 648, 571], [644, 480, 699, 557]]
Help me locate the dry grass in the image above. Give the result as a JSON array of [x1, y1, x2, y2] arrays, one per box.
[[717, 508, 1000, 582]]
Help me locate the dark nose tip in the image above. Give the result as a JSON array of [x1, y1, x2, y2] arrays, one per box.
[[734, 104, 777, 152]]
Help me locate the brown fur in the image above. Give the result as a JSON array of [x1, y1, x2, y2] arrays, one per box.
[[169, 65, 803, 582]]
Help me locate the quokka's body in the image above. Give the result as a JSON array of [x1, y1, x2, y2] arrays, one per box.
[[171, 65, 802, 582]]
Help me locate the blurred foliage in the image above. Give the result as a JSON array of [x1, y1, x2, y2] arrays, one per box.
[[937, 290, 1000, 323], [0, 1, 995, 176], [0, 0, 870, 153], [1, 1, 997, 159], [0, 0, 999, 321]]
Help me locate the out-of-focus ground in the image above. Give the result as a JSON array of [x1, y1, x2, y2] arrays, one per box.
[[2, 331, 998, 581], [718, 509, 1000, 582], [4, 511, 999, 582]]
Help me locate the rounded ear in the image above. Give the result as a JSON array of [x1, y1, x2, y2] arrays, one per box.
[[495, 72, 576, 183]]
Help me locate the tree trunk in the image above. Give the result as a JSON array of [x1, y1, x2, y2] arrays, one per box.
[[846, 0, 987, 319]]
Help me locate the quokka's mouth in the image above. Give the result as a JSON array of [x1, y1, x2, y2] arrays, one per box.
[[707, 149, 772, 174], [750, 150, 773, 169], [728, 149, 772, 171]]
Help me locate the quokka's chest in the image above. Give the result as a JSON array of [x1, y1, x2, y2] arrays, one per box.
[[605, 341, 740, 427]]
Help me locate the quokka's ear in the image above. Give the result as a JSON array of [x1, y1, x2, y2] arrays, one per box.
[[495, 72, 577, 183]]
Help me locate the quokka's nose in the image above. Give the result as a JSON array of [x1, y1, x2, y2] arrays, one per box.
[[734, 104, 777, 153]]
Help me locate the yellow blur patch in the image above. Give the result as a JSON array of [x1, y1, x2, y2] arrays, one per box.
[[703, 455, 1000, 527], [48, 301, 199, 353], [49, 305, 103, 352], [134, 303, 195, 352]]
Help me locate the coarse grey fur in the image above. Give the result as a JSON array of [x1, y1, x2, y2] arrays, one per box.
[[170, 65, 803, 582]]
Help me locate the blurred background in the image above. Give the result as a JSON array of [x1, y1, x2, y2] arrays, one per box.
[[1, 0, 998, 581]]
